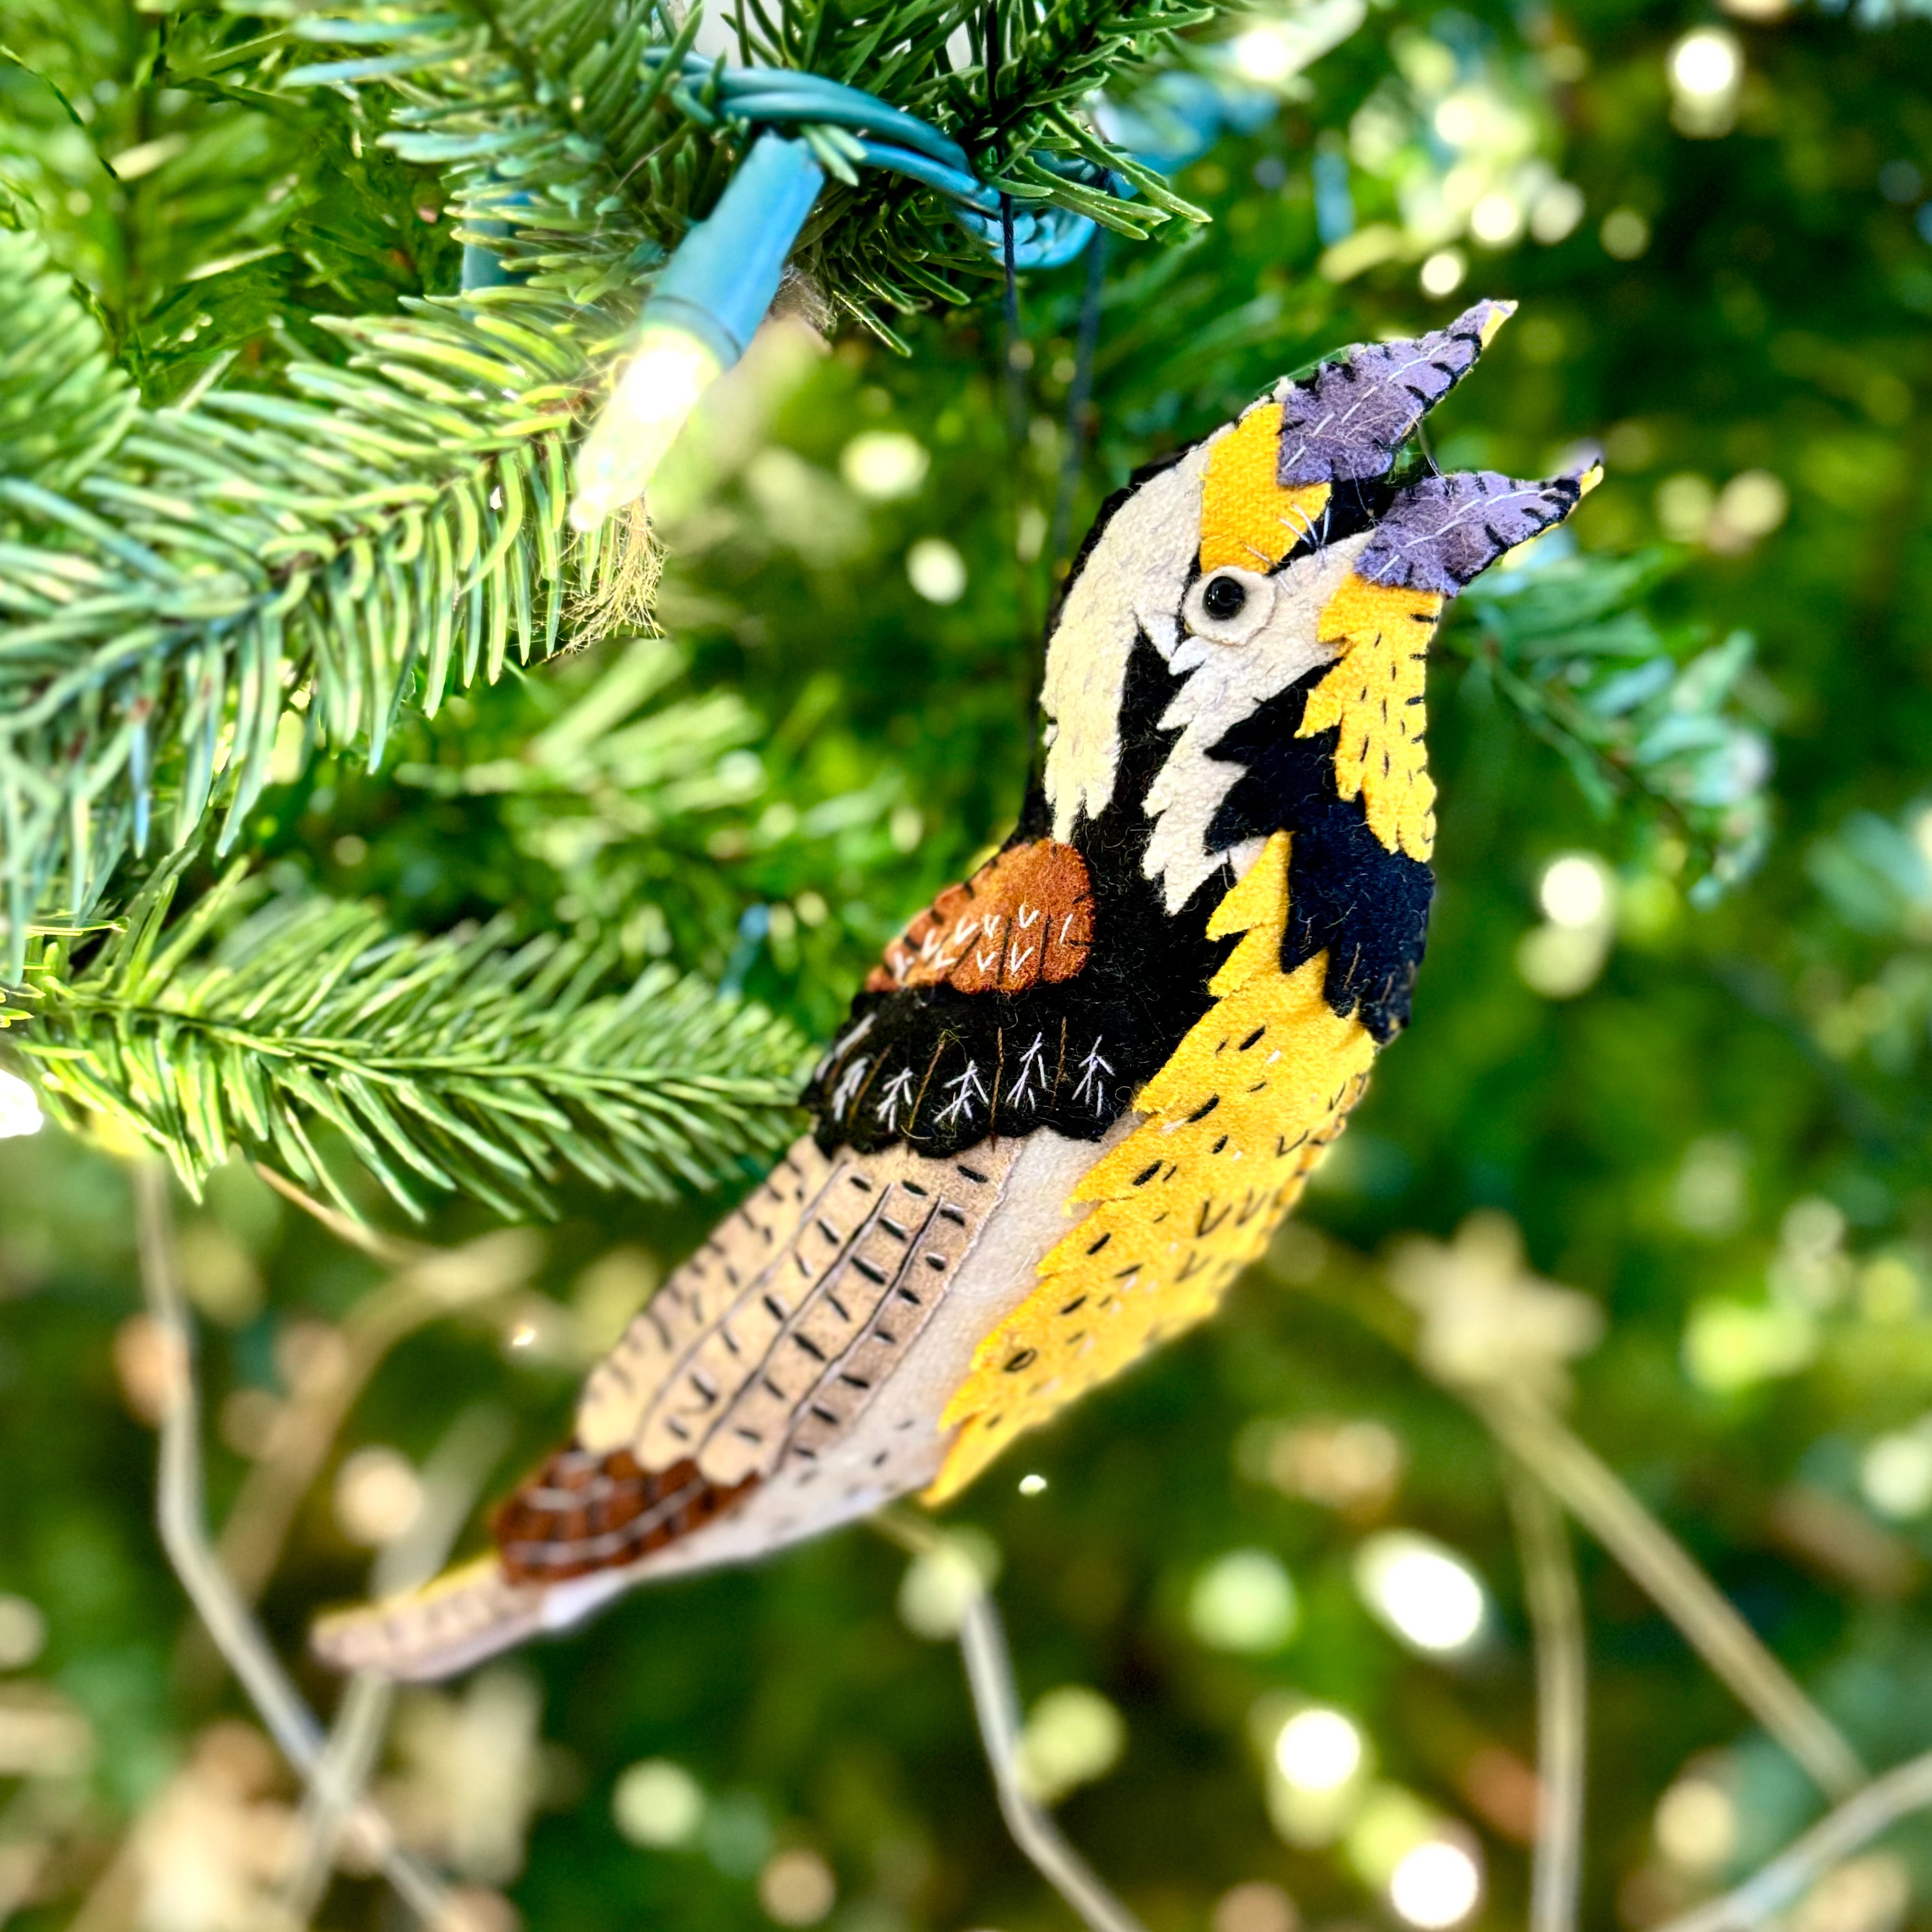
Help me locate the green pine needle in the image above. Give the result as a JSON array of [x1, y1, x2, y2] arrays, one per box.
[[1, 0, 1228, 971], [0, 226, 138, 489], [5, 856, 809, 1220], [0, 284, 655, 975], [1450, 547, 1770, 899]]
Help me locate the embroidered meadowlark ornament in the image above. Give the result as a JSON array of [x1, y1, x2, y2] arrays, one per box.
[[316, 299, 1599, 1680]]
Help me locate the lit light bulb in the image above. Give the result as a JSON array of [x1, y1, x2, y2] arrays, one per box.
[[569, 321, 724, 532]]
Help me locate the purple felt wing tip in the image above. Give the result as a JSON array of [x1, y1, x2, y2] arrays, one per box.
[[1358, 469, 1588, 596], [1276, 299, 1513, 488]]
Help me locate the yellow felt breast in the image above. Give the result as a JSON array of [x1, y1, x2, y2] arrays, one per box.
[[1299, 572, 1445, 863], [1198, 400, 1331, 575], [929, 833, 1378, 1502]]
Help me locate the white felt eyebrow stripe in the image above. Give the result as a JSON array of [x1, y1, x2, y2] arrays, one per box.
[[1140, 532, 1371, 914]]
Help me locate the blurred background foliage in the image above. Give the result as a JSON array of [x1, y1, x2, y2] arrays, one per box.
[[3, 0, 1932, 1928]]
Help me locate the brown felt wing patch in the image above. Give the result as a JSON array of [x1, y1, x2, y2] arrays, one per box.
[[867, 839, 1093, 996], [491, 1445, 757, 1583]]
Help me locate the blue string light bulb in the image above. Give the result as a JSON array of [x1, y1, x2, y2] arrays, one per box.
[[570, 132, 825, 531]]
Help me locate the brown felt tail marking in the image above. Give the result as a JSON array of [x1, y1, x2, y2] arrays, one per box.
[[490, 1444, 757, 1582]]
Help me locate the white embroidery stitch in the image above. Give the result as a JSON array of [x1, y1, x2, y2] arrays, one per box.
[[814, 1008, 876, 1081], [935, 1060, 989, 1129], [1006, 1032, 1050, 1107], [1072, 1039, 1114, 1111], [875, 1066, 917, 1132], [830, 1056, 871, 1120]]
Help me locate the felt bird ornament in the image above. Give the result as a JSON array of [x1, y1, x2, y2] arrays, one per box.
[[316, 298, 1598, 1681]]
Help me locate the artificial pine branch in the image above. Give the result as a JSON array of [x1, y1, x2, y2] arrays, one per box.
[[276, 0, 1216, 312], [2, 0, 1226, 966], [4, 856, 807, 1220], [0, 227, 138, 488], [1450, 548, 1772, 897], [0, 284, 652, 971]]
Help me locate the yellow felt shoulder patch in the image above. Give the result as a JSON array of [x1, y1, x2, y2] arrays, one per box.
[[929, 833, 1379, 1502], [1299, 571, 1445, 863], [1199, 401, 1331, 575]]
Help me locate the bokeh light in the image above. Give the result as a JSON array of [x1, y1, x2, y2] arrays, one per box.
[[1671, 1136, 1750, 1237], [1529, 181, 1587, 243], [1669, 28, 1741, 98], [1601, 208, 1650, 259], [896, 1529, 998, 1640], [1520, 856, 1615, 997], [1706, 470, 1789, 554], [757, 1847, 836, 1925], [1682, 1296, 1817, 1394], [0, 1594, 47, 1671], [613, 1758, 705, 1847], [1657, 473, 1716, 543], [1248, 1416, 1404, 1512], [1214, 1880, 1299, 1932], [1668, 28, 1744, 136], [1790, 1852, 1909, 1932], [1353, 1532, 1487, 1654], [1468, 190, 1523, 247], [1540, 854, 1612, 929], [0, 1071, 43, 1139], [1654, 1772, 1738, 1871], [1232, 22, 1303, 83], [1188, 1549, 1299, 1653], [906, 536, 967, 604], [1017, 1686, 1126, 1802], [1273, 1708, 1364, 1791], [840, 430, 929, 500], [1388, 1839, 1482, 1927], [332, 1445, 423, 1546], [1860, 1424, 1932, 1519]]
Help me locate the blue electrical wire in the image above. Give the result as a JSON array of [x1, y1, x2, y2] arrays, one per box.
[[639, 49, 1117, 270], [463, 50, 1133, 288], [643, 53, 975, 170]]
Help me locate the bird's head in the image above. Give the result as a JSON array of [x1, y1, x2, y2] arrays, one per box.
[[1040, 299, 1600, 913]]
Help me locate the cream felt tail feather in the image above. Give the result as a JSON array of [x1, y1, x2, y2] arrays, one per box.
[[314, 299, 1599, 1682], [313, 1556, 549, 1683]]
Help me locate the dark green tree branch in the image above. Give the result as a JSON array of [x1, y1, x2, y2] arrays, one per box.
[[2, 0, 1226, 967], [4, 857, 807, 1219]]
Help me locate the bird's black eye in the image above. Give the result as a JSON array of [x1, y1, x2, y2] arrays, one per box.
[[1201, 574, 1248, 621]]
